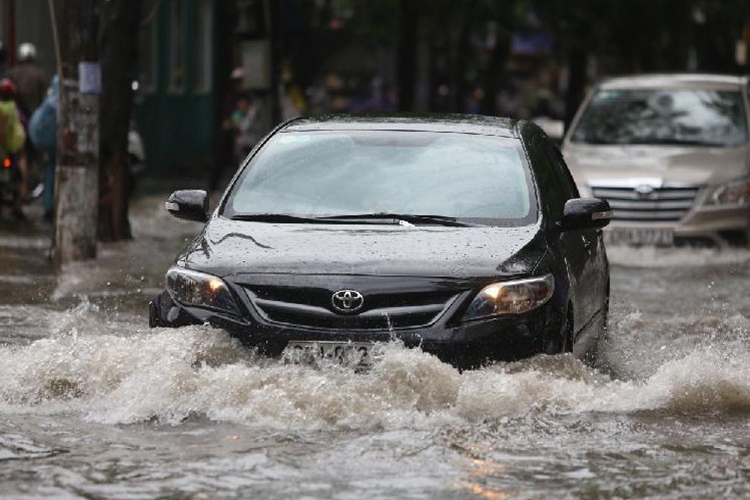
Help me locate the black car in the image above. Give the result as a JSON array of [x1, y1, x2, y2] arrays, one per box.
[[150, 115, 611, 369]]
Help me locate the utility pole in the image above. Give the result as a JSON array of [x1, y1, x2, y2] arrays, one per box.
[[51, 0, 101, 265]]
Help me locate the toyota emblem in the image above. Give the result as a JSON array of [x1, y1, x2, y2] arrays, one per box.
[[331, 290, 364, 313], [634, 184, 656, 198]]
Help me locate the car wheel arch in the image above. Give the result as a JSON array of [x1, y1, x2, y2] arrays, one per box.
[[542, 301, 574, 355]]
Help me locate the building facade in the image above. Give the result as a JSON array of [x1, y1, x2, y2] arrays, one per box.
[[137, 0, 218, 174], [1, 0, 230, 175]]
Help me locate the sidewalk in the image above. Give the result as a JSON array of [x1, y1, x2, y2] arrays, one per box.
[[0, 177, 206, 315], [0, 196, 56, 306]]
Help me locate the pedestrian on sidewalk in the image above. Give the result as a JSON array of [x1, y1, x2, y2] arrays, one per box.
[[233, 92, 264, 160]]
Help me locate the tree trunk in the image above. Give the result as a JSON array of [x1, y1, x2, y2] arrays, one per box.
[[481, 30, 510, 116], [451, 5, 472, 113], [97, 0, 142, 242], [397, 0, 418, 111], [265, 0, 282, 126], [53, 0, 100, 265], [564, 47, 587, 133]]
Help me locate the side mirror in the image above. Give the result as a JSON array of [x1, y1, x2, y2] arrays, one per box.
[[165, 190, 209, 223], [561, 198, 611, 232]]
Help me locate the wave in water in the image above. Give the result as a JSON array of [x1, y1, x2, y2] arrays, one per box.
[[1, 309, 749, 429]]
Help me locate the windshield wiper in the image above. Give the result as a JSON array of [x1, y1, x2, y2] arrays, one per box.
[[627, 138, 726, 147], [575, 137, 728, 147], [230, 213, 326, 223], [315, 213, 477, 227], [230, 212, 478, 227]]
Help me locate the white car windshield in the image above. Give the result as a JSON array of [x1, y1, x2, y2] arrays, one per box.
[[570, 88, 748, 147], [223, 130, 537, 226]]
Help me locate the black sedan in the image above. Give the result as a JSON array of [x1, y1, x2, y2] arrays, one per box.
[[150, 115, 611, 369]]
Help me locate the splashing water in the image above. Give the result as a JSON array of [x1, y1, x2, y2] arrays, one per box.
[[2, 306, 750, 432]]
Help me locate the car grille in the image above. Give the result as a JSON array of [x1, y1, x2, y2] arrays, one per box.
[[243, 285, 460, 330], [590, 184, 701, 222]]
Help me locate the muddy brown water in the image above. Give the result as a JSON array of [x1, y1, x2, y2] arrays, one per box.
[[1, 194, 750, 499]]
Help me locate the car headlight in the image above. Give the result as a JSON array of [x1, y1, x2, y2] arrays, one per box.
[[710, 178, 750, 206], [462, 274, 555, 321], [166, 268, 241, 315]]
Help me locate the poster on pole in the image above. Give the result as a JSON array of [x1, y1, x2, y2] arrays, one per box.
[[79, 62, 101, 94], [241, 40, 271, 90]]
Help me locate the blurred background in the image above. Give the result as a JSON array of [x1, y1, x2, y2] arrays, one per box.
[[3, 0, 750, 178]]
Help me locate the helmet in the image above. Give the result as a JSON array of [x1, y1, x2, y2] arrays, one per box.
[[17, 42, 37, 62], [0, 78, 16, 99]]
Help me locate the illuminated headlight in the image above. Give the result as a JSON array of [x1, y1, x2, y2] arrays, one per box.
[[462, 275, 555, 321], [710, 178, 750, 206], [166, 268, 241, 315]]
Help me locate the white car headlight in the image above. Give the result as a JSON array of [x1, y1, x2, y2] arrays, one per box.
[[462, 274, 555, 321], [710, 178, 750, 206], [166, 268, 241, 315]]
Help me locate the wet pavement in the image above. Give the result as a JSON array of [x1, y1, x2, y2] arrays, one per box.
[[1, 189, 750, 498]]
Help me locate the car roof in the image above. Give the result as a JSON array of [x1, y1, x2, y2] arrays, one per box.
[[597, 73, 748, 90], [280, 114, 523, 138]]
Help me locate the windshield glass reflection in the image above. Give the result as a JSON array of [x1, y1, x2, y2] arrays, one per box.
[[570, 89, 748, 147], [224, 131, 538, 226]]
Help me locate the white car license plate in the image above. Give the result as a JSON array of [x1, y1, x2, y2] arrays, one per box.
[[605, 228, 674, 246], [284, 341, 379, 367]]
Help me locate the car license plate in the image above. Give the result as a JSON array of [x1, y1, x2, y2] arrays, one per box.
[[283, 341, 380, 367], [605, 228, 674, 246]]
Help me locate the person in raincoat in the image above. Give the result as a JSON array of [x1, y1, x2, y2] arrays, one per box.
[[28, 76, 58, 221], [8, 43, 51, 118], [0, 78, 28, 221]]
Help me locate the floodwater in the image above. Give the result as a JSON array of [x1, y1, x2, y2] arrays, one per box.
[[2, 194, 750, 499]]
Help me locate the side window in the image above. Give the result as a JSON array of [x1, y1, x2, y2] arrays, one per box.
[[530, 136, 566, 222], [542, 139, 580, 199]]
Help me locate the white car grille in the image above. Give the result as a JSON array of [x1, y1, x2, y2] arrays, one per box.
[[590, 184, 701, 222]]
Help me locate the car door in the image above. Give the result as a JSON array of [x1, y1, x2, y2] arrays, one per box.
[[532, 134, 608, 337]]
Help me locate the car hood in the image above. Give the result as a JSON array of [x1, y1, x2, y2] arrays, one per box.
[[563, 143, 750, 192], [177, 217, 547, 279]]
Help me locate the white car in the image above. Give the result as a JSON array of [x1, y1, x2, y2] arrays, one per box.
[[562, 74, 750, 247]]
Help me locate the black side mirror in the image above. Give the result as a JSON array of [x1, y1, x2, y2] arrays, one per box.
[[165, 190, 209, 222], [561, 198, 611, 232]]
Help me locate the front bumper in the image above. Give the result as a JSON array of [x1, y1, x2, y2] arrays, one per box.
[[605, 203, 750, 247], [585, 179, 750, 247], [672, 204, 750, 246], [149, 289, 565, 369]]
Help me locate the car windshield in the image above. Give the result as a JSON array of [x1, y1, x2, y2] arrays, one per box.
[[570, 88, 748, 147], [223, 130, 537, 226]]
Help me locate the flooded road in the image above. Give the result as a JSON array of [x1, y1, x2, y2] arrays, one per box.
[[2, 194, 750, 499]]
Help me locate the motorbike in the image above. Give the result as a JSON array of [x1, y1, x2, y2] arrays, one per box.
[[0, 154, 21, 214]]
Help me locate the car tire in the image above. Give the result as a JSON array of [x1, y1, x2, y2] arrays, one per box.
[[543, 308, 573, 355]]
